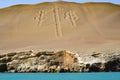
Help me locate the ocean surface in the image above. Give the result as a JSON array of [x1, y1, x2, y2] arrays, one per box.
[[0, 72, 120, 80]]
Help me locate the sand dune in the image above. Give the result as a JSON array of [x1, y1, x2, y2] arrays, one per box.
[[0, 2, 120, 53]]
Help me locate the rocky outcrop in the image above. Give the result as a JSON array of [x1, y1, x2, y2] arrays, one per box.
[[75, 52, 120, 72], [0, 50, 120, 72]]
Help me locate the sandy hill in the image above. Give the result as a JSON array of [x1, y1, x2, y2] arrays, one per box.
[[0, 2, 120, 53]]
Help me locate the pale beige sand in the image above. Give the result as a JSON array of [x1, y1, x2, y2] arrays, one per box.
[[0, 2, 120, 54]]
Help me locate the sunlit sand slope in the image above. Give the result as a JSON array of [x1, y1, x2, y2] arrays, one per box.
[[0, 2, 120, 53]]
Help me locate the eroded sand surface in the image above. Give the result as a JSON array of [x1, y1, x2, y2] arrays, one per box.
[[0, 2, 120, 53]]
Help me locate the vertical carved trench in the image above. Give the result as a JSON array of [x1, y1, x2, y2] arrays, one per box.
[[53, 4, 63, 38]]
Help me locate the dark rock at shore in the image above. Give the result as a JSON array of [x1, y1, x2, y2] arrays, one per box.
[[0, 63, 7, 72], [0, 50, 120, 72]]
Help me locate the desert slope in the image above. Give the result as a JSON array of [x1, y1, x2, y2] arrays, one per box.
[[0, 2, 120, 53]]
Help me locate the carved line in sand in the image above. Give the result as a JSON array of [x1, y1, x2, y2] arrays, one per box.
[[34, 7, 79, 38], [34, 7, 63, 38], [34, 10, 46, 26], [64, 10, 79, 27], [53, 5, 63, 38], [38, 10, 44, 26]]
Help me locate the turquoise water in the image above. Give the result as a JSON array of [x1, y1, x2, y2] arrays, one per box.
[[0, 72, 120, 80]]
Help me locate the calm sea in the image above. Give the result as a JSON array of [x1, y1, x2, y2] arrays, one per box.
[[0, 72, 120, 80]]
